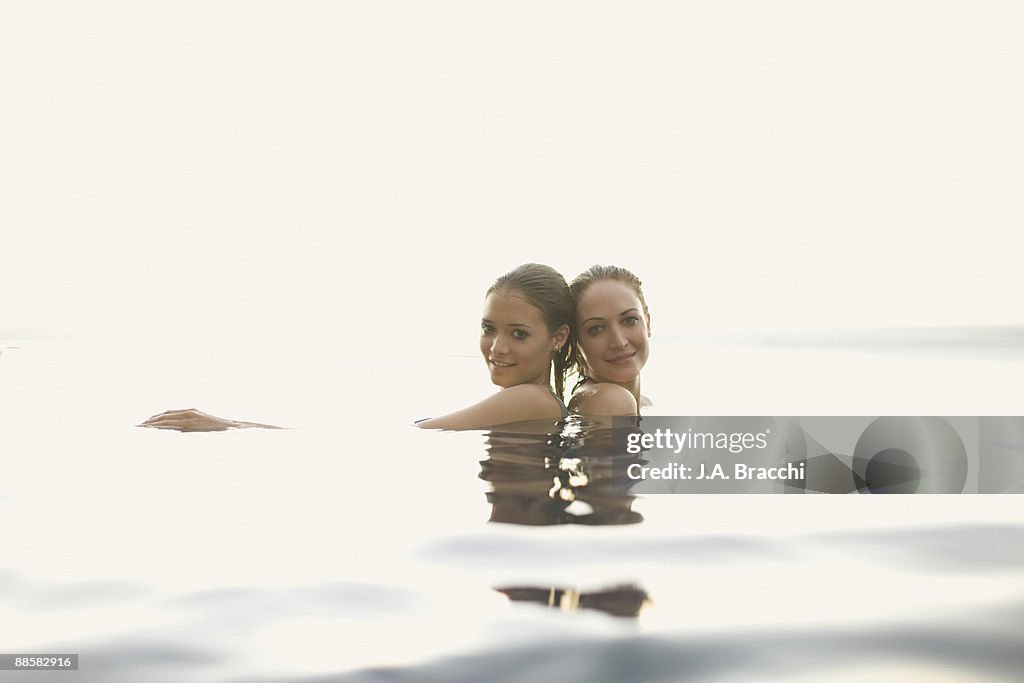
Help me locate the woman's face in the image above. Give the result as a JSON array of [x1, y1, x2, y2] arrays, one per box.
[[480, 291, 563, 389], [576, 280, 650, 385]]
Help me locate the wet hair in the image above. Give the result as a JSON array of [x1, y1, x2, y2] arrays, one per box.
[[487, 263, 576, 399], [568, 265, 648, 387]]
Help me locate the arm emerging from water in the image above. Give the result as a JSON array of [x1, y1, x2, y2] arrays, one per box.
[[138, 408, 282, 432], [416, 384, 564, 431]]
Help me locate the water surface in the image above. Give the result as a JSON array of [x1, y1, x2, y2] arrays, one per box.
[[1, 340, 1022, 682]]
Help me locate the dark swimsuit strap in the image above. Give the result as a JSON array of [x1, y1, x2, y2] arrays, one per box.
[[550, 390, 569, 419]]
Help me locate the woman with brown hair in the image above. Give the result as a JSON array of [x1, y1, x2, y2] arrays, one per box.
[[416, 263, 576, 430], [139, 264, 576, 433], [568, 265, 652, 417]]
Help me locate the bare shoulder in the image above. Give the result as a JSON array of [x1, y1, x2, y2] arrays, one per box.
[[569, 383, 638, 416], [416, 384, 562, 431]]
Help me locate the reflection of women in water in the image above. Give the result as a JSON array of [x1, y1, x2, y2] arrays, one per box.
[[568, 265, 652, 417], [416, 263, 575, 430], [495, 583, 652, 618], [482, 424, 645, 525]]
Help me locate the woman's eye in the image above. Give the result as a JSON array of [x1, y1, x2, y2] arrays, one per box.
[[481, 324, 495, 335], [512, 329, 529, 340], [622, 316, 639, 326], [587, 325, 603, 336]]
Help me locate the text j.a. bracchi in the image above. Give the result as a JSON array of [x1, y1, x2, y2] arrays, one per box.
[[696, 463, 728, 479]]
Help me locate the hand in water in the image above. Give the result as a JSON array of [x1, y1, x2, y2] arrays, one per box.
[[138, 408, 281, 432]]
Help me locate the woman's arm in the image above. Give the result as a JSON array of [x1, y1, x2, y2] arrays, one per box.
[[138, 408, 282, 432], [416, 384, 563, 431], [568, 383, 639, 417]]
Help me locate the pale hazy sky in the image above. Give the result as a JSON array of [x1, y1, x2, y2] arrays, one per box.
[[3, 2, 1022, 351]]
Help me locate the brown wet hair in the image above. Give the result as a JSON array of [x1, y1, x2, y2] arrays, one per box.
[[488, 263, 576, 399]]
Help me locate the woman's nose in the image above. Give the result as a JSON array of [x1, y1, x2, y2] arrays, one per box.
[[490, 334, 510, 355], [609, 326, 627, 348]]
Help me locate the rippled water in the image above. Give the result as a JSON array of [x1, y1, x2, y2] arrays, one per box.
[[2, 341, 1023, 682]]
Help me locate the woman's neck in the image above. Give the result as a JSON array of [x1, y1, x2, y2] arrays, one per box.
[[502, 368, 553, 391]]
